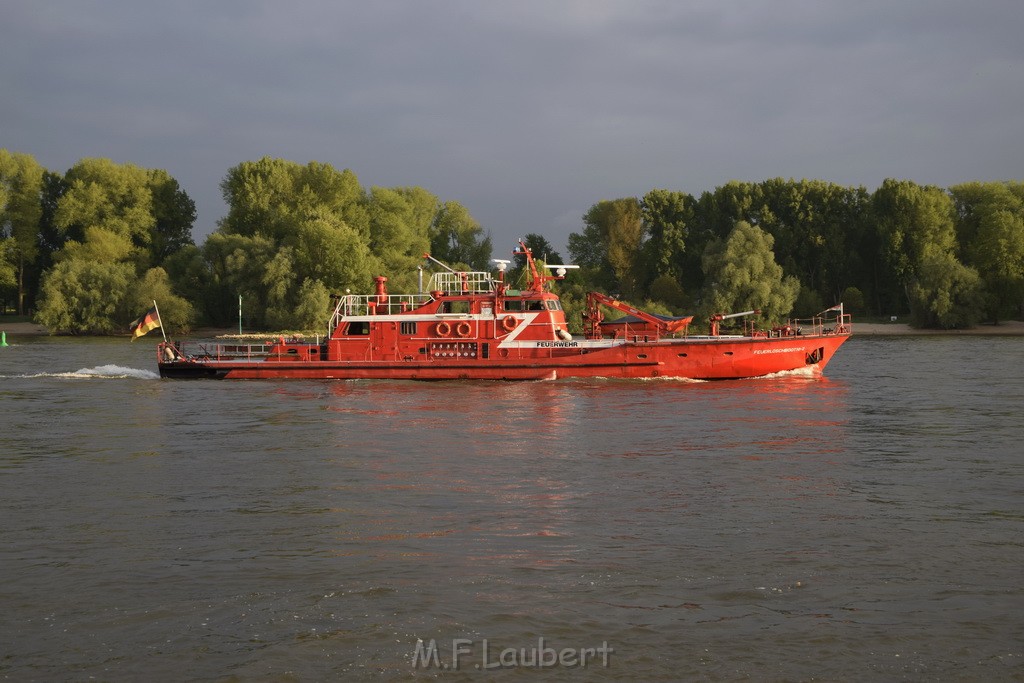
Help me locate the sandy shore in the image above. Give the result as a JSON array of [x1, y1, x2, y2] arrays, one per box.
[[1, 321, 48, 335], [4, 320, 1023, 337], [852, 320, 1024, 335]]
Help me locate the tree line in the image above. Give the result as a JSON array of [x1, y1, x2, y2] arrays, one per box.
[[2, 148, 1022, 334], [561, 179, 1024, 330], [0, 152, 490, 333]]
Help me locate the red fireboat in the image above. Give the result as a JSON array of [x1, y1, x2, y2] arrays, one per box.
[[157, 242, 851, 380]]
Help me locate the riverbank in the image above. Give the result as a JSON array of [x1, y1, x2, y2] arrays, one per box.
[[853, 320, 1024, 335], [4, 320, 1024, 337]]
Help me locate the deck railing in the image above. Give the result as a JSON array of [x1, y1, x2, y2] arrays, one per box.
[[427, 271, 496, 294], [757, 312, 852, 337], [327, 293, 434, 331]]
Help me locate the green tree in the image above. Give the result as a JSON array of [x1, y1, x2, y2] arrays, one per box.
[[840, 286, 866, 315], [289, 210, 374, 294], [1, 151, 45, 314], [873, 179, 982, 328], [292, 278, 333, 331], [148, 170, 196, 264], [647, 274, 688, 311], [215, 158, 376, 328], [571, 198, 644, 297], [756, 178, 870, 304], [35, 257, 136, 334], [262, 246, 298, 330], [700, 221, 800, 326], [131, 267, 194, 334], [0, 238, 16, 293], [515, 233, 562, 268], [429, 200, 492, 270], [639, 188, 693, 285], [792, 285, 825, 317], [219, 157, 363, 242], [161, 244, 209, 321], [199, 232, 278, 327], [35, 226, 134, 332], [55, 158, 155, 250], [951, 181, 1024, 322], [366, 186, 434, 288], [686, 182, 763, 294], [907, 248, 985, 328]]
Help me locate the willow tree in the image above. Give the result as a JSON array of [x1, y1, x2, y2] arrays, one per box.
[[36, 159, 195, 333], [54, 158, 155, 248], [35, 228, 139, 334], [366, 186, 435, 289], [873, 179, 982, 328], [219, 157, 364, 243], [215, 158, 373, 328], [686, 182, 764, 294], [700, 221, 800, 326]]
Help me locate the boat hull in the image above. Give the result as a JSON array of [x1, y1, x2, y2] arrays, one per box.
[[158, 333, 849, 381]]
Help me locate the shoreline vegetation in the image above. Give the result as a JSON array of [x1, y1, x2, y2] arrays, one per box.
[[3, 320, 1023, 338], [3, 151, 1023, 338]]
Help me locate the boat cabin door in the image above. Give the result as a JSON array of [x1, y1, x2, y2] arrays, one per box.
[[371, 321, 400, 360]]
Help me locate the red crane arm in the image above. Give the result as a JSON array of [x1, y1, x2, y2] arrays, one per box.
[[584, 292, 693, 335]]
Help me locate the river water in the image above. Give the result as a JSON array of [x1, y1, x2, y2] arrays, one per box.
[[1, 333, 1021, 681]]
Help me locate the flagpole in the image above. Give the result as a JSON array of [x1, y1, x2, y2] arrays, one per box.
[[152, 299, 168, 342]]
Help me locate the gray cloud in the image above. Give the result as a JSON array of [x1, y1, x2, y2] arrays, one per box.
[[3, 0, 1022, 253]]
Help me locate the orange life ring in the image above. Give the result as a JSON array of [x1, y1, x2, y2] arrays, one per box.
[[435, 321, 451, 337], [501, 315, 517, 332], [455, 321, 472, 338]]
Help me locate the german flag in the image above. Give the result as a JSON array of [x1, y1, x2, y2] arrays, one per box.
[[129, 306, 161, 341]]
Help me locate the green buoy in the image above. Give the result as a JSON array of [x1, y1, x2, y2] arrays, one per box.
[[1, 331, 7, 347]]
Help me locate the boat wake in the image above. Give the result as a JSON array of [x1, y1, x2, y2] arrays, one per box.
[[16, 364, 160, 380], [753, 365, 820, 380]]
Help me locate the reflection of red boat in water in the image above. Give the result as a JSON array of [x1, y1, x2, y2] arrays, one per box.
[[158, 242, 851, 380]]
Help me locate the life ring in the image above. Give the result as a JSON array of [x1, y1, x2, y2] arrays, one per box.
[[455, 321, 472, 338], [501, 315, 517, 332], [435, 321, 451, 337]]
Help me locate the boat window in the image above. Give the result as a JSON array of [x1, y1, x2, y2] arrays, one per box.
[[503, 300, 523, 311], [400, 321, 417, 335], [441, 301, 470, 314], [525, 300, 545, 311], [346, 321, 370, 336], [545, 300, 561, 311]]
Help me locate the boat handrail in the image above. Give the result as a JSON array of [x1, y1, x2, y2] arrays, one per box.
[[170, 341, 275, 360], [427, 271, 496, 294], [328, 293, 434, 330], [773, 312, 853, 336]]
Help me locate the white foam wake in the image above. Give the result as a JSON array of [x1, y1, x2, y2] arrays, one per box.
[[19, 364, 160, 380]]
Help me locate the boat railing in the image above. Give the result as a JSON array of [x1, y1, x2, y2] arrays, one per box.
[[165, 340, 275, 361], [427, 271, 496, 294], [767, 312, 852, 337], [328, 293, 434, 328]]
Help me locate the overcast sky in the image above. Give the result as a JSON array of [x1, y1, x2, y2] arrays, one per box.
[[3, 0, 1022, 254]]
